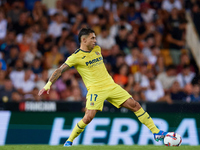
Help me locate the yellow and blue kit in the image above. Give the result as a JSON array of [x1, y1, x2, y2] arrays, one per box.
[[65, 45, 131, 110]]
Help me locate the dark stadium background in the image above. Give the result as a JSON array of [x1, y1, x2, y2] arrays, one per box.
[[0, 0, 199, 146]]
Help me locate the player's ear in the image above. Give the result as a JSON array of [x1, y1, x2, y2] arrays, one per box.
[[82, 36, 86, 43], [82, 35, 88, 44], [83, 37, 86, 43]]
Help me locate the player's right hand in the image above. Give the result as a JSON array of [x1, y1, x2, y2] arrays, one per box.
[[38, 81, 52, 96], [38, 88, 50, 96]]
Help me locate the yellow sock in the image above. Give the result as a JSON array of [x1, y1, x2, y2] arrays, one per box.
[[134, 108, 159, 134], [67, 119, 87, 142]]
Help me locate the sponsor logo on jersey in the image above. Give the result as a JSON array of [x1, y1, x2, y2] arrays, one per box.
[[85, 56, 103, 66], [82, 56, 86, 59]]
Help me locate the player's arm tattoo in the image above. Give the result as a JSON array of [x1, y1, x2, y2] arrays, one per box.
[[49, 63, 70, 83]]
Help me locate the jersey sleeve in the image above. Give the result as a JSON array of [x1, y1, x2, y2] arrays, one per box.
[[65, 54, 77, 67]]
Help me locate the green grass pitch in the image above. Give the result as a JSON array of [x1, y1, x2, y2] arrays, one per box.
[[0, 145, 200, 150]]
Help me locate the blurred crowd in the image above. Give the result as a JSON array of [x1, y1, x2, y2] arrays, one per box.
[[0, 0, 199, 104]]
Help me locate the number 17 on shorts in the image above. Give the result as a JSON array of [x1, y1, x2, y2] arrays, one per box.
[[86, 91, 107, 111], [90, 94, 98, 106]]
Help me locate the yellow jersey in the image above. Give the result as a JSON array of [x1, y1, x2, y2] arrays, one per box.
[[65, 45, 115, 91]]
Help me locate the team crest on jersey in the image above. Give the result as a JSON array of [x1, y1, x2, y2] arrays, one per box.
[[90, 102, 94, 106], [95, 52, 100, 55]]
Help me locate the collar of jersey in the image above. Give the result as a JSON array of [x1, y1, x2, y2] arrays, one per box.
[[79, 48, 92, 53]]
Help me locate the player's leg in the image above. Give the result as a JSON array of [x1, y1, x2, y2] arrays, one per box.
[[107, 84, 167, 141], [121, 98, 159, 133], [121, 98, 167, 141], [64, 89, 107, 146], [64, 109, 97, 146]]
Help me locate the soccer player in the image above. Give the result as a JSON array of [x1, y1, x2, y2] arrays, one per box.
[[38, 28, 167, 146]]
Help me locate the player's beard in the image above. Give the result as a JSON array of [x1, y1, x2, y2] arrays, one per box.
[[87, 44, 94, 51]]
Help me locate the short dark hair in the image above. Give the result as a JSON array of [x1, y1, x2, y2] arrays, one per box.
[[78, 28, 95, 43], [166, 65, 176, 71]]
